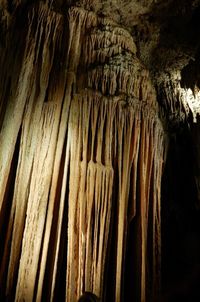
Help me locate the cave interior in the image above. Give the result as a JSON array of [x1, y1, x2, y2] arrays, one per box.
[[1, 1, 200, 301]]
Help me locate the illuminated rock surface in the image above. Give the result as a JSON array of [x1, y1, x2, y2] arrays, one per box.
[[0, 1, 200, 301]]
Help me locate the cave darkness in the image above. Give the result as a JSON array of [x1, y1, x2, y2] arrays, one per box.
[[161, 123, 200, 301]]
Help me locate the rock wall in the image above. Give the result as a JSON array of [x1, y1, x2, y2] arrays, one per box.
[[0, 2, 166, 301]]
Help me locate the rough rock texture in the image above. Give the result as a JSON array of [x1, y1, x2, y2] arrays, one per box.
[[1, 0, 200, 119], [1, 1, 200, 302]]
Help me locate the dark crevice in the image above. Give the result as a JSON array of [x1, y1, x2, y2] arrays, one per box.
[[0, 126, 21, 301], [41, 130, 69, 302]]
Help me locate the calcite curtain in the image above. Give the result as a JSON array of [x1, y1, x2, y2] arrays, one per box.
[[0, 3, 165, 302]]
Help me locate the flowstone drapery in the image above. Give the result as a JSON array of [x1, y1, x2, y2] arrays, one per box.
[[0, 4, 165, 302]]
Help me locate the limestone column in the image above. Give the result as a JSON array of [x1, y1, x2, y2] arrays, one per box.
[[0, 4, 165, 302], [64, 7, 165, 302]]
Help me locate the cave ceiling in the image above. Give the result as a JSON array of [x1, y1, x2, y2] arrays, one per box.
[[1, 0, 200, 124]]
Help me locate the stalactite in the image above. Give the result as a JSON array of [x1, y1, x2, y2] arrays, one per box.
[[64, 7, 165, 302], [0, 2, 71, 300], [156, 72, 191, 128], [0, 4, 166, 302]]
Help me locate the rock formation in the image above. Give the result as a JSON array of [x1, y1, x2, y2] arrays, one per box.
[[0, 1, 200, 301]]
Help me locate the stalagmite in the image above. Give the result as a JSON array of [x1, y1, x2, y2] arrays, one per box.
[[0, 3, 166, 302]]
